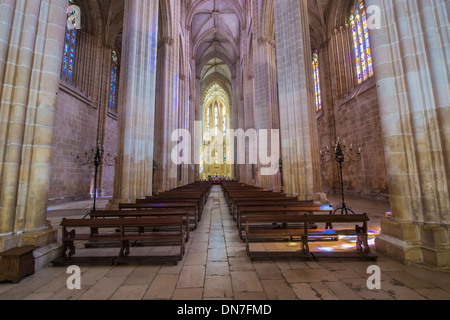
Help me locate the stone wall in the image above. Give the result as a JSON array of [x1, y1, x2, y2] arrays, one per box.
[[48, 85, 118, 203], [47, 2, 121, 204], [318, 83, 389, 200], [100, 113, 118, 197], [314, 17, 390, 201], [48, 85, 99, 203]]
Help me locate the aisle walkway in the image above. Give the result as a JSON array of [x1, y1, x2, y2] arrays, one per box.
[[1, 186, 450, 300]]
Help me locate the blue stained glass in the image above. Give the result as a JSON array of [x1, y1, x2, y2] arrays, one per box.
[[350, 0, 373, 84], [312, 51, 322, 112], [62, 1, 77, 81], [62, 19, 76, 81], [109, 50, 119, 113]]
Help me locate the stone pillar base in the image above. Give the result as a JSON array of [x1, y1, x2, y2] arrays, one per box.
[[376, 233, 423, 265], [0, 225, 58, 252], [106, 197, 135, 210], [376, 219, 450, 268], [0, 224, 60, 271], [0, 235, 18, 254], [35, 242, 62, 271], [283, 192, 328, 205], [19, 227, 58, 249], [304, 192, 328, 205]]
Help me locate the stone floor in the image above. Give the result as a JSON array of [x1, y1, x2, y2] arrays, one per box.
[[1, 186, 450, 301]]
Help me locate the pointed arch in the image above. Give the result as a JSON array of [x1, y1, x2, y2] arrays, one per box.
[[196, 52, 236, 79], [325, 0, 354, 35], [192, 27, 240, 60], [187, 0, 245, 28]]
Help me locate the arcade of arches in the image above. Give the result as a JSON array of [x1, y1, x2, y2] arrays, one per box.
[[0, 0, 449, 272]]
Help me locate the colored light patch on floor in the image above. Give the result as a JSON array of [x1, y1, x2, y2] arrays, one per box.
[[310, 230, 379, 252], [249, 229, 380, 254]]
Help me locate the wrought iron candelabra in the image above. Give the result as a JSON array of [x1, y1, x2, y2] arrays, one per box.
[[279, 158, 284, 194], [74, 142, 117, 213], [320, 139, 361, 215]]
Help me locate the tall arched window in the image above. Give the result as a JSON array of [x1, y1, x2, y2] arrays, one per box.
[[109, 50, 119, 113], [61, 0, 78, 83], [223, 107, 227, 136], [350, 0, 373, 84], [206, 107, 210, 137], [312, 51, 322, 112], [223, 105, 227, 163], [214, 105, 219, 137]]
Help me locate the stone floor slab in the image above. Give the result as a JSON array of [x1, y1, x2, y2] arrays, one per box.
[[230, 271, 263, 292], [177, 265, 206, 288], [1, 187, 450, 301]]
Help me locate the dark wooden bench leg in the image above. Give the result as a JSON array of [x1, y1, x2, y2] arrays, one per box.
[[90, 227, 99, 236], [180, 240, 185, 260], [120, 240, 130, 257], [62, 242, 69, 259], [357, 234, 370, 253], [64, 241, 76, 258], [356, 224, 370, 253], [301, 236, 309, 253], [62, 229, 76, 258]]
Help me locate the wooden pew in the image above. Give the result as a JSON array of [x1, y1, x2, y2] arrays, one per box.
[[221, 183, 267, 203], [159, 181, 213, 200], [90, 209, 192, 241], [119, 202, 200, 228], [224, 191, 287, 208], [148, 181, 213, 213], [55, 217, 185, 266], [137, 197, 204, 219], [237, 205, 334, 239], [245, 213, 377, 261], [230, 198, 313, 220]]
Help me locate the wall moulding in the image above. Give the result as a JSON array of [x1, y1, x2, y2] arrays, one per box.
[[107, 110, 118, 121], [337, 77, 376, 108], [59, 81, 96, 109]]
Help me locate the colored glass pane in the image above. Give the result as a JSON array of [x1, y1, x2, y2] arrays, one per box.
[[350, 0, 373, 84], [312, 51, 322, 112], [215, 105, 219, 137], [109, 50, 119, 113], [62, 1, 77, 82]]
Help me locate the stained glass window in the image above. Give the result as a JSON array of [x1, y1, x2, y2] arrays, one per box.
[[350, 0, 373, 84], [223, 106, 226, 135], [206, 107, 210, 164], [223, 106, 227, 163], [199, 155, 204, 175], [61, 0, 77, 83], [215, 105, 219, 137], [207, 107, 210, 134], [312, 51, 322, 112], [109, 50, 119, 113], [215, 105, 219, 164]]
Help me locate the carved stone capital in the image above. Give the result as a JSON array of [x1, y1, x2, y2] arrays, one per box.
[[258, 37, 276, 48], [158, 37, 174, 48]]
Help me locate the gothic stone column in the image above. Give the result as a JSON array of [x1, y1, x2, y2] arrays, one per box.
[[252, 28, 281, 190], [110, 0, 159, 205], [0, 0, 67, 251], [158, 36, 180, 191], [251, 0, 282, 192], [273, 0, 325, 201], [368, 0, 450, 267]]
